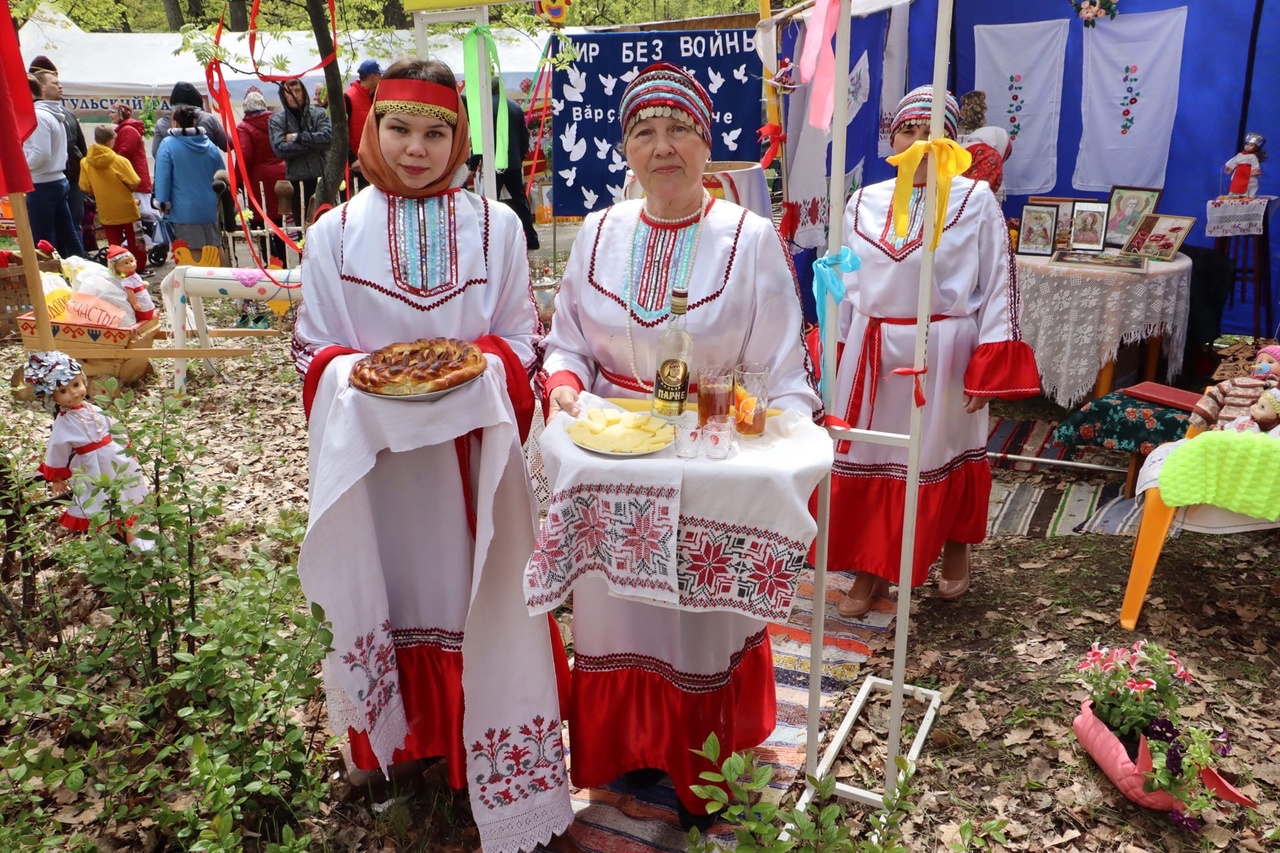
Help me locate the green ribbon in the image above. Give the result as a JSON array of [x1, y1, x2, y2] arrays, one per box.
[[464, 25, 509, 171]]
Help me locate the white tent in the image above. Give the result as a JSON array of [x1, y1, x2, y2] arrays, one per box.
[[18, 4, 554, 122]]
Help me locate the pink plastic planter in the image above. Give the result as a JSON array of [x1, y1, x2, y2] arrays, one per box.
[[1072, 701, 1256, 812]]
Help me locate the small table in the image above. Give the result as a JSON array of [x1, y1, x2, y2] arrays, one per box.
[[1017, 253, 1192, 408], [1205, 196, 1276, 340], [525, 402, 833, 623]]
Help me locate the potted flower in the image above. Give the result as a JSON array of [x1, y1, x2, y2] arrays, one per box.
[[1071, 640, 1257, 830]]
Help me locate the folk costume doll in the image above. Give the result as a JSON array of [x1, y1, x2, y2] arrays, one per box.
[[290, 58, 572, 852], [105, 245, 156, 321], [540, 62, 821, 830], [25, 351, 152, 551], [1224, 132, 1266, 198], [827, 86, 1040, 618]]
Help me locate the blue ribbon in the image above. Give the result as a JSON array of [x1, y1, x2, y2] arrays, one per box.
[[812, 247, 860, 401]]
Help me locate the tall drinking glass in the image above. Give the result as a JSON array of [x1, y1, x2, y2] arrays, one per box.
[[696, 366, 734, 427], [733, 362, 770, 438]]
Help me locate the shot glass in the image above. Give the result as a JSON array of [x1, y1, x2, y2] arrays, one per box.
[[733, 362, 771, 439], [696, 366, 734, 427], [673, 412, 701, 459], [702, 414, 734, 459]]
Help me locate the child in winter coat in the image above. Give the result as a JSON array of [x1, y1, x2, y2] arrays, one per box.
[[25, 351, 152, 551], [105, 245, 156, 321], [154, 105, 226, 257], [79, 125, 146, 273]]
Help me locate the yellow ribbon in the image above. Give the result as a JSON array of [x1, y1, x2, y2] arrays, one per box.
[[885, 138, 973, 250]]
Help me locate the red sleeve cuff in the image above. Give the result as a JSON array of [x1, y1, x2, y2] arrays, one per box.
[[963, 340, 1041, 400], [475, 334, 535, 445], [302, 345, 362, 420], [39, 463, 72, 481]]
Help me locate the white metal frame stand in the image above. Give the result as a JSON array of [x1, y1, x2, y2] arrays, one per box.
[[790, 0, 956, 821]]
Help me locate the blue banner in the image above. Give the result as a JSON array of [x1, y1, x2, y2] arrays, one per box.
[[550, 30, 762, 218]]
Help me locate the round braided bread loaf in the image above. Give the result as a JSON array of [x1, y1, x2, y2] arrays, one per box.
[[349, 337, 486, 396]]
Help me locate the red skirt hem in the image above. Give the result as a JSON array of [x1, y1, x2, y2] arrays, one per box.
[[567, 631, 775, 814], [819, 456, 990, 586]]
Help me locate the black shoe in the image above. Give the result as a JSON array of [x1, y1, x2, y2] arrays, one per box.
[[677, 801, 719, 833], [622, 767, 666, 789]]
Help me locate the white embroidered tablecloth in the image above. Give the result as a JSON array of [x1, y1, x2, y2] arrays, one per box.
[[1017, 253, 1191, 408], [1204, 195, 1276, 238], [526, 402, 833, 623]]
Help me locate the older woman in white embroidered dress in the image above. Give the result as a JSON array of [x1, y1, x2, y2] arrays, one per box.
[[291, 57, 572, 852], [539, 61, 820, 830]]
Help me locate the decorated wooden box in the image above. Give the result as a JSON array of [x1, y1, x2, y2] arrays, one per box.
[[18, 312, 161, 384]]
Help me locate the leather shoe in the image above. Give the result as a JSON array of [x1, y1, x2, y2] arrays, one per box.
[[936, 572, 970, 600], [837, 573, 888, 618], [677, 800, 719, 833]]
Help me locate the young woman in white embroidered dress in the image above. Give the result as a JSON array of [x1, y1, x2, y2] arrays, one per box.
[[826, 86, 1040, 619], [291, 58, 572, 851], [540, 62, 820, 830]]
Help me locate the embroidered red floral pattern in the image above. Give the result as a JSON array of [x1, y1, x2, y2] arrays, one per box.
[[471, 715, 566, 810], [341, 619, 399, 729], [676, 517, 807, 621]]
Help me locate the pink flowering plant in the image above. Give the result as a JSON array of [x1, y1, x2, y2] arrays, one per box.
[[1075, 640, 1240, 830], [1075, 640, 1191, 738]]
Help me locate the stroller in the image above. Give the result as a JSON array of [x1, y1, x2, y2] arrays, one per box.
[[141, 216, 177, 268]]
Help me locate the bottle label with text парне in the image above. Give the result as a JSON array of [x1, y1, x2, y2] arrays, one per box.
[[653, 358, 689, 417]]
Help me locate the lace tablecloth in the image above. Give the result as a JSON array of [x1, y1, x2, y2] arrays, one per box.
[[1205, 195, 1275, 238], [1017, 253, 1191, 408]]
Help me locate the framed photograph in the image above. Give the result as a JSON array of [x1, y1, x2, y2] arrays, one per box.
[[1017, 204, 1058, 256], [1119, 214, 1197, 262], [1049, 249, 1148, 273], [1069, 201, 1109, 252], [1104, 185, 1163, 248], [1028, 196, 1090, 248]]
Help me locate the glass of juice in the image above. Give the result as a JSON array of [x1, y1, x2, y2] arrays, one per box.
[[696, 366, 734, 427], [733, 362, 770, 438]]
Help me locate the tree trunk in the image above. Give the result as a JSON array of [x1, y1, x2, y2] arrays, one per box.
[[187, 0, 204, 25], [228, 0, 249, 31], [383, 0, 410, 29], [162, 0, 185, 30], [305, 0, 348, 207]]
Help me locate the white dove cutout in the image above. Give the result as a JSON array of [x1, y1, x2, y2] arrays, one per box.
[[582, 187, 599, 209], [552, 98, 564, 115], [607, 149, 627, 174], [599, 73, 618, 95], [561, 122, 587, 162], [707, 68, 725, 94], [558, 167, 577, 187], [594, 137, 612, 160], [620, 66, 640, 83], [721, 128, 742, 151], [733, 64, 749, 83], [606, 184, 624, 203], [563, 65, 587, 102]]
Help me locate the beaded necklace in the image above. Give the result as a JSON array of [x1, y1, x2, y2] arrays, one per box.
[[623, 190, 710, 387]]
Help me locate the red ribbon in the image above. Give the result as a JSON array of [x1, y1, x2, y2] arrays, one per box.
[[891, 365, 928, 408], [202, 0, 340, 284], [779, 200, 800, 241], [757, 123, 785, 168]]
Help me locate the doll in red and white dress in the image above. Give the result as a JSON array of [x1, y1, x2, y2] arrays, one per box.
[[1224, 132, 1266, 198], [25, 351, 152, 551], [105, 245, 156, 321]]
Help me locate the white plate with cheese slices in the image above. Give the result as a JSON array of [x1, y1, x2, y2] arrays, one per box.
[[566, 408, 675, 456]]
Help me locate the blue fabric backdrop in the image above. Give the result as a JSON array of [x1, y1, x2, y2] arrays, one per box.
[[946, 0, 1275, 336], [549, 31, 761, 218]]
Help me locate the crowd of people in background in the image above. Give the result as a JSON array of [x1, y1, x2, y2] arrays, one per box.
[[18, 55, 540, 273]]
